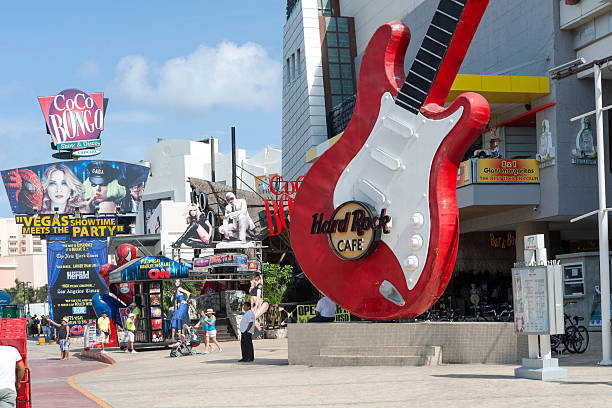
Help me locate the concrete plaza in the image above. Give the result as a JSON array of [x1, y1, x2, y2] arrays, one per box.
[[29, 334, 612, 408]]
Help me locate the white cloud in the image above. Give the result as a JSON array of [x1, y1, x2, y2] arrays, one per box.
[[106, 110, 160, 124], [79, 59, 100, 79], [113, 41, 281, 113]]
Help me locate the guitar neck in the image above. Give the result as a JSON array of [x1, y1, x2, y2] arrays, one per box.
[[395, 0, 468, 114]]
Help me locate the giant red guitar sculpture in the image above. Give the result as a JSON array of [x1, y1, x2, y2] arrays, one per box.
[[291, 0, 490, 320]]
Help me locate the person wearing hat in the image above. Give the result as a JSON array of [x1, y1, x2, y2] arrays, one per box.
[[97, 310, 111, 354], [83, 161, 125, 214], [218, 192, 255, 242], [48, 317, 71, 360], [125, 313, 137, 354], [195, 309, 222, 354], [118, 165, 149, 213]]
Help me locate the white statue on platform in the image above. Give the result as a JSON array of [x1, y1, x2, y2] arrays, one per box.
[[218, 192, 255, 243]]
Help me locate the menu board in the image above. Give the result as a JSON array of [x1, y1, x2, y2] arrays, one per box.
[[512, 266, 549, 334]]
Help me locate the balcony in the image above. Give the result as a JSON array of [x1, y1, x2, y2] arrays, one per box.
[[456, 158, 540, 208]]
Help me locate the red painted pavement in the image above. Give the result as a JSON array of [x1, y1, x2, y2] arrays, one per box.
[[28, 357, 106, 407]]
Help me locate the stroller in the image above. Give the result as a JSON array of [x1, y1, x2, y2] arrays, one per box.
[[169, 325, 201, 357]]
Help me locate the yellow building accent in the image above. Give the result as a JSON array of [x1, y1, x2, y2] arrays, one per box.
[[448, 74, 550, 104]]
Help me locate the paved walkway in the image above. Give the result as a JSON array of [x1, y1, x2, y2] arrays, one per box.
[[28, 333, 612, 408], [28, 340, 109, 407]]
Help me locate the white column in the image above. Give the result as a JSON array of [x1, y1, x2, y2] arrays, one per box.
[[594, 64, 612, 365]]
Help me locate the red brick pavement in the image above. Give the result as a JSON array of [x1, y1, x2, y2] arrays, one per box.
[[28, 358, 108, 407]]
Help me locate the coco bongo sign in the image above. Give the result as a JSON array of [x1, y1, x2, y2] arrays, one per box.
[[38, 89, 105, 154], [311, 201, 391, 260]]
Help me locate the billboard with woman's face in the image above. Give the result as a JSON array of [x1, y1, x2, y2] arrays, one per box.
[[1, 160, 149, 215]]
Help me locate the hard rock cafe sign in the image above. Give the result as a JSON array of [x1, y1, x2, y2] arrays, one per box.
[[310, 201, 391, 260]]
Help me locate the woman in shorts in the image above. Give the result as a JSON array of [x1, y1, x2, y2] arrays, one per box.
[[201, 309, 222, 354]]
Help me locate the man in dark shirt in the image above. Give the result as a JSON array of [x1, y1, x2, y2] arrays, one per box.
[[48, 318, 70, 360]]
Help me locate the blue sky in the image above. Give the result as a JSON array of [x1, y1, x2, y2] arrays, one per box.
[[0, 1, 285, 217]]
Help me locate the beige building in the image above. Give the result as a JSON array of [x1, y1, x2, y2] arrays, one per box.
[[0, 218, 47, 289]]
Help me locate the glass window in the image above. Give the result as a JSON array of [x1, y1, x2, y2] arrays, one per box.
[[338, 33, 350, 47], [337, 18, 349, 33], [9, 235, 16, 239], [339, 48, 352, 63], [328, 48, 339, 63], [563, 264, 585, 297], [328, 64, 340, 78], [286, 58, 291, 82], [342, 80, 354, 94], [332, 95, 343, 106], [325, 17, 336, 32], [319, 0, 332, 16], [9, 249, 16, 253], [296, 49, 301, 75], [327, 33, 338, 47], [330, 80, 342, 94], [341, 64, 352, 79]]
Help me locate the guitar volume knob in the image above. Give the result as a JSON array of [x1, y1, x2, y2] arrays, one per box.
[[411, 213, 424, 229], [404, 256, 419, 271], [410, 235, 423, 250]]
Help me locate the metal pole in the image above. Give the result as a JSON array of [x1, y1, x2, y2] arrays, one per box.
[[595, 64, 612, 365], [231, 126, 237, 195], [211, 138, 216, 182]]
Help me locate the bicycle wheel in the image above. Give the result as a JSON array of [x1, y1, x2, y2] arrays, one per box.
[[563, 327, 577, 353], [550, 335, 560, 352], [572, 326, 589, 354]]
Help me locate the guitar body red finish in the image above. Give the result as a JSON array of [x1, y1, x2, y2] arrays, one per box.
[[291, 2, 490, 320]]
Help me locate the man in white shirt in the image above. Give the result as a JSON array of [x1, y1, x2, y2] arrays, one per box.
[[238, 303, 255, 362], [219, 192, 255, 242], [308, 295, 336, 323], [0, 345, 25, 408]]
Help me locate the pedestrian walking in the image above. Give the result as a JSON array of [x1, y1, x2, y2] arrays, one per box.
[[308, 295, 336, 323], [125, 313, 137, 353], [203, 309, 222, 354], [238, 303, 255, 362], [41, 316, 49, 338], [48, 318, 70, 360], [97, 311, 111, 354], [0, 345, 25, 408]]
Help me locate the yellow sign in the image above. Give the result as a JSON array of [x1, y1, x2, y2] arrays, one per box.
[[456, 160, 472, 187], [476, 159, 539, 183], [296, 304, 351, 323], [15, 214, 123, 237]]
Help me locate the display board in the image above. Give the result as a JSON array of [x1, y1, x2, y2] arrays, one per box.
[[512, 266, 549, 334], [46, 236, 108, 336]]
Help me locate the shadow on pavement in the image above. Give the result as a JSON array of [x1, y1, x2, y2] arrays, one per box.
[[554, 380, 612, 386], [204, 358, 289, 366], [432, 374, 515, 380]]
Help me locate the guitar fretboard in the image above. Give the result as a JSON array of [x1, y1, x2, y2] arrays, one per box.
[[395, 0, 467, 114]]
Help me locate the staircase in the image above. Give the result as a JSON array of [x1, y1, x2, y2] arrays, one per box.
[[312, 345, 442, 367]]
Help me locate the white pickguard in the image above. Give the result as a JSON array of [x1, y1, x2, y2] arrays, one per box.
[[333, 92, 463, 295]]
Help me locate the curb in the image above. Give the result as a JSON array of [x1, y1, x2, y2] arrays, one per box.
[[80, 348, 116, 365]]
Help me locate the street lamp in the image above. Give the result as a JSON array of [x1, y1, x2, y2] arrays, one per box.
[[551, 55, 612, 366]]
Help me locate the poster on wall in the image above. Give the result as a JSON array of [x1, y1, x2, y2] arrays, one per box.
[[46, 236, 109, 336], [1, 160, 149, 215], [296, 304, 350, 323], [512, 266, 549, 334]]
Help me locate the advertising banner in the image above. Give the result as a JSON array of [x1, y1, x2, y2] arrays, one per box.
[[1, 160, 149, 215], [117, 256, 190, 282], [456, 160, 472, 187], [38, 89, 105, 151], [15, 214, 124, 237], [475, 159, 539, 183], [47, 237, 109, 336], [512, 266, 549, 334], [296, 304, 350, 323]]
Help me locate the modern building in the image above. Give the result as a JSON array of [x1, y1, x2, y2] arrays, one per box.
[[0, 218, 47, 289], [282, 0, 612, 317]]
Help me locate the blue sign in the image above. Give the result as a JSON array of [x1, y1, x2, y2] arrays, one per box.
[[0, 291, 11, 306], [120, 256, 190, 282]]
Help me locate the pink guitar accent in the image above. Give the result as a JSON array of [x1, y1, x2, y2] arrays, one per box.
[[291, 0, 490, 319]]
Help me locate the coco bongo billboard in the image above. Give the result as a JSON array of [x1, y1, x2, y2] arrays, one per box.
[[38, 88, 106, 154]]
